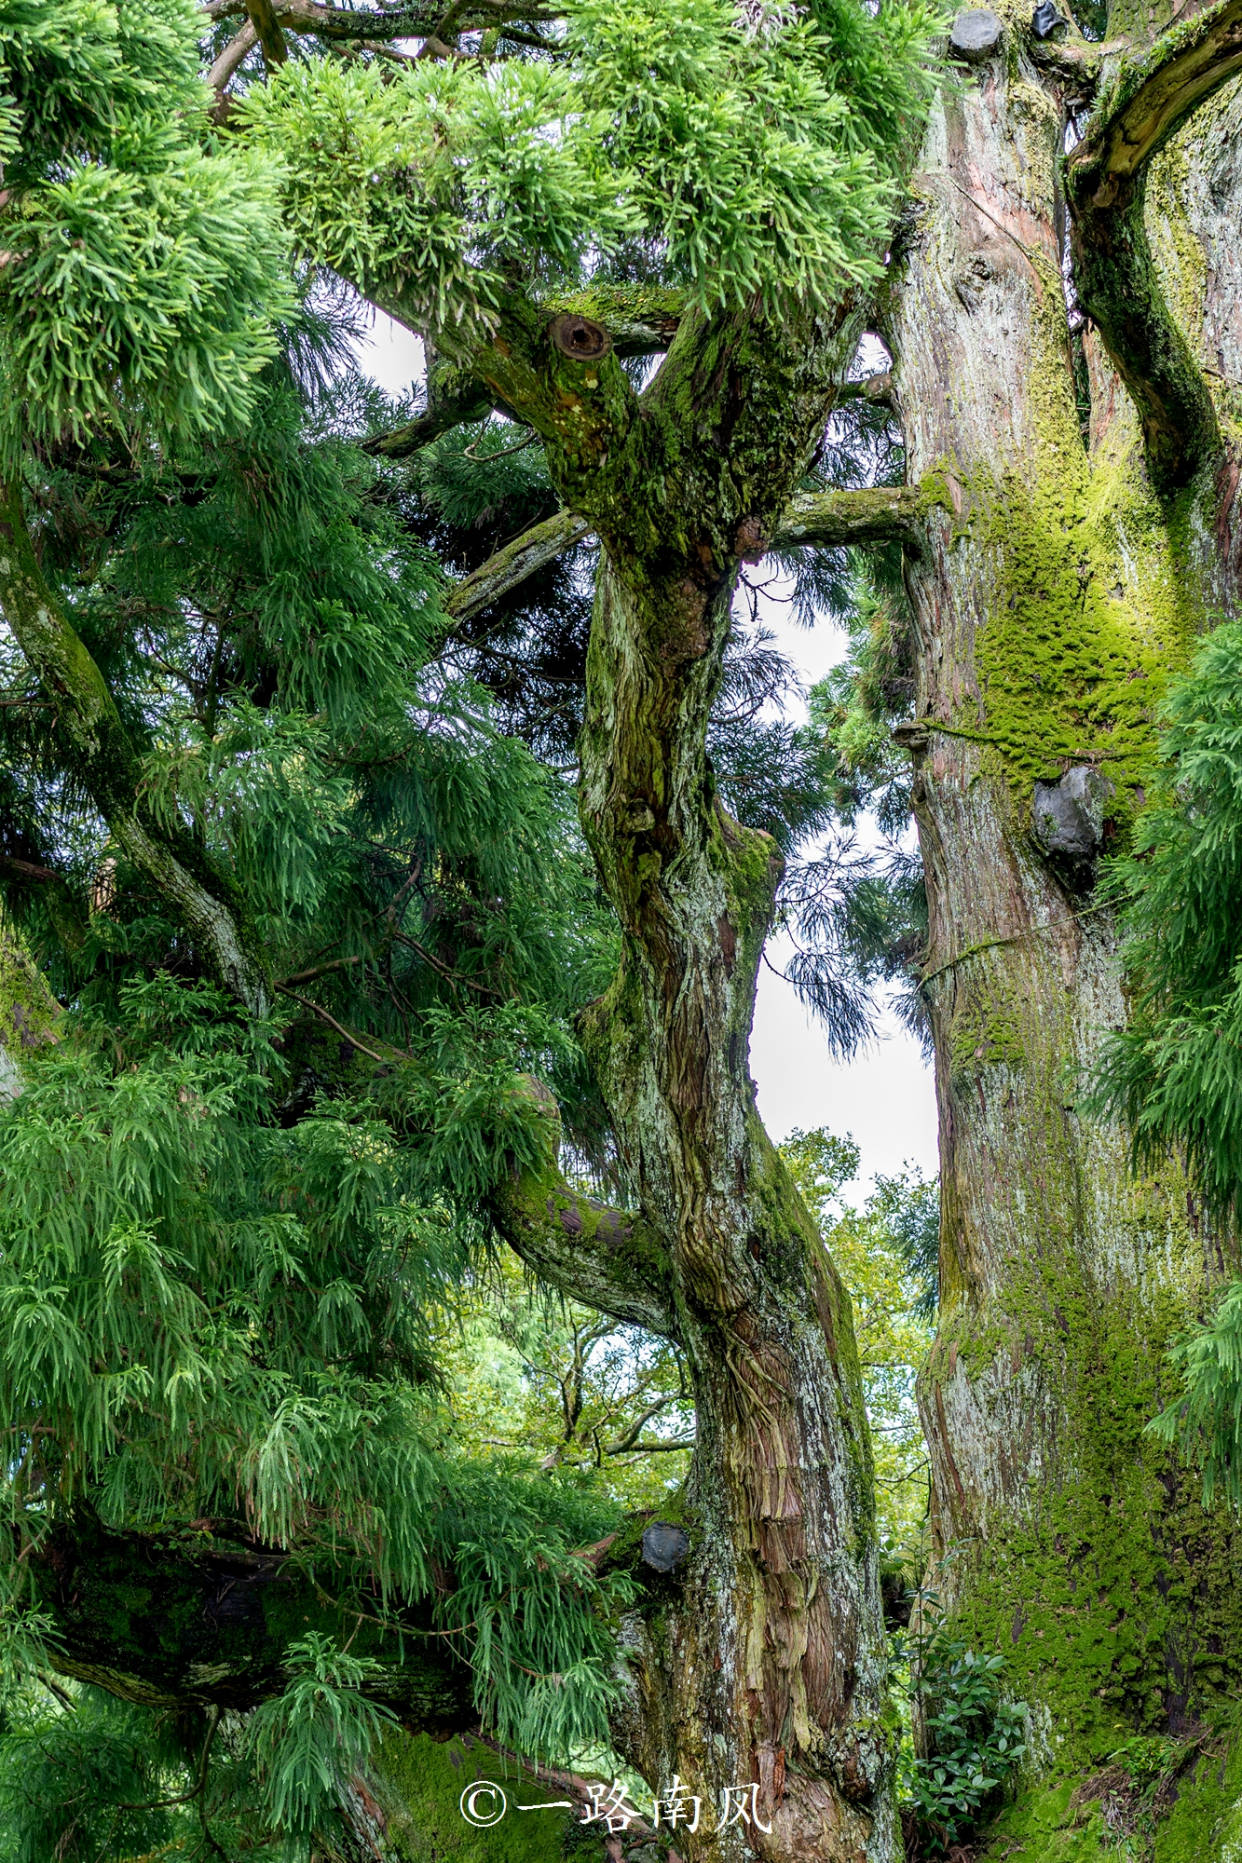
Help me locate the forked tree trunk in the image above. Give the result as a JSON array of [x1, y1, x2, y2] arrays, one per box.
[[885, 7, 1242, 1768], [471, 290, 911, 1858]]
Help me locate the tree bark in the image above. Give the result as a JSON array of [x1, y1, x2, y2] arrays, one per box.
[[576, 560, 895, 1863], [884, 3, 1242, 1772], [459, 292, 904, 1859], [0, 907, 56, 1097]]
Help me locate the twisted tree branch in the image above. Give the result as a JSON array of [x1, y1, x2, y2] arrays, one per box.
[[1067, 0, 1242, 488], [0, 481, 269, 1016], [488, 1081, 677, 1339], [437, 482, 926, 626]]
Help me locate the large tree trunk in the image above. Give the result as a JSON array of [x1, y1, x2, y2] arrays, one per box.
[[480, 297, 905, 1860], [578, 558, 896, 1863], [885, 4, 1242, 1773]]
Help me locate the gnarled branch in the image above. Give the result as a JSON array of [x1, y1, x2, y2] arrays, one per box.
[[546, 284, 684, 359], [361, 289, 683, 464], [836, 369, 897, 410], [488, 1082, 677, 1339], [0, 481, 269, 1016], [772, 483, 926, 551], [32, 1517, 474, 1728], [362, 397, 491, 462], [438, 482, 926, 627], [207, 18, 256, 91], [366, 280, 641, 514], [445, 508, 592, 622], [1067, 0, 1242, 489]]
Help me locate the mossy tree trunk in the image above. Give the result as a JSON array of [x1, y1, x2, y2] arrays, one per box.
[[883, 0, 1242, 1761], [471, 297, 903, 1861], [0, 906, 57, 1096]]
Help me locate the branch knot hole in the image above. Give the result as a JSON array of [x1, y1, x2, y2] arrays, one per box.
[[549, 312, 612, 361]]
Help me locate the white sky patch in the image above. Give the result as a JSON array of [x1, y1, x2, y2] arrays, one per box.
[[352, 310, 939, 1200]]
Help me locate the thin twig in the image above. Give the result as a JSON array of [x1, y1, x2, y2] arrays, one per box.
[[462, 428, 537, 462], [273, 985, 391, 1062]]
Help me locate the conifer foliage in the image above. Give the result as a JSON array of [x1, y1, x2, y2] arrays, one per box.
[[0, 0, 291, 455], [0, 0, 946, 1855]]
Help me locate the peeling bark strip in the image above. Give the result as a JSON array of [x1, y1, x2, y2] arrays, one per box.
[[1067, 0, 1242, 488], [0, 480, 269, 1016], [888, 2, 1242, 1766]]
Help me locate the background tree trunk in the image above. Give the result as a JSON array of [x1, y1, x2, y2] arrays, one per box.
[[886, 8, 1242, 1770]]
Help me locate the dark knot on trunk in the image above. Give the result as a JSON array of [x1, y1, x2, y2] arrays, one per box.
[[549, 312, 612, 361], [641, 1521, 691, 1573]]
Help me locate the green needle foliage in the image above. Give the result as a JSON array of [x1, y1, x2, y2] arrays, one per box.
[[1089, 620, 1242, 1216], [0, 0, 292, 459], [0, 345, 629, 1850], [241, 0, 941, 323], [0, 0, 951, 1851], [0, 1684, 197, 1863]]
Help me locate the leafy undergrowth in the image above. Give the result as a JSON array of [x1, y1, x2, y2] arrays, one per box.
[[893, 1604, 1027, 1859], [1068, 1735, 1216, 1858]]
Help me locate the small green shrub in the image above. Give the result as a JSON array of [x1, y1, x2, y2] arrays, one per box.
[[894, 1614, 1027, 1857]]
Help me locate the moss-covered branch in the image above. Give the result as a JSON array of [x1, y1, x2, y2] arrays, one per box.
[[362, 289, 681, 466], [773, 483, 927, 551], [369, 281, 639, 514], [543, 283, 684, 358], [0, 480, 269, 1015], [488, 1081, 677, 1338], [441, 481, 926, 630], [362, 349, 497, 460], [1067, 0, 1242, 488], [362, 398, 493, 462], [445, 508, 592, 623], [244, 0, 287, 66], [31, 1516, 474, 1729]]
